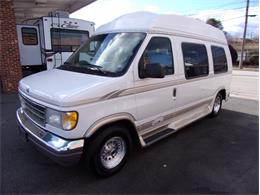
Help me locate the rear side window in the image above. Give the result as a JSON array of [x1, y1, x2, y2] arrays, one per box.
[[22, 27, 38, 45], [211, 46, 228, 74], [182, 43, 209, 79], [139, 37, 174, 77]]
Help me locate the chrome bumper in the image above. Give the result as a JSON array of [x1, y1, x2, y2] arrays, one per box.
[[16, 108, 84, 166]]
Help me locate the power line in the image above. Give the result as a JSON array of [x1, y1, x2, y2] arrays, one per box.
[[221, 15, 245, 21], [199, 0, 247, 10], [187, 0, 259, 16], [187, 6, 248, 16], [188, 5, 258, 17], [187, 7, 245, 16]]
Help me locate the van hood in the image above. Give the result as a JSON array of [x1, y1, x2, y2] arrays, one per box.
[[19, 69, 127, 107]]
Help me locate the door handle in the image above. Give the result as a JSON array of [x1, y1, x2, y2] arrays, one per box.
[[173, 88, 177, 100]]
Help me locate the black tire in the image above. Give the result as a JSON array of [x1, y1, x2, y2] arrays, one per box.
[[84, 125, 132, 177], [210, 93, 223, 117]]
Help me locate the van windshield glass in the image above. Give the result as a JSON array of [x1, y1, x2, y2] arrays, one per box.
[[60, 32, 146, 77]]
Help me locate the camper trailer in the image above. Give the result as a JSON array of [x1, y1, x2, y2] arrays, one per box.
[[16, 11, 95, 72], [17, 12, 232, 176]]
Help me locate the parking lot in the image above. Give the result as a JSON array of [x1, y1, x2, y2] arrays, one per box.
[[1, 71, 259, 194], [1, 95, 258, 194]]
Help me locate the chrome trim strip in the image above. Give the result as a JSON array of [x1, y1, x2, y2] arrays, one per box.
[[17, 108, 84, 153]]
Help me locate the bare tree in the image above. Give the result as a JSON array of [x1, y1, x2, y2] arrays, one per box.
[[206, 18, 224, 30], [206, 18, 238, 64]]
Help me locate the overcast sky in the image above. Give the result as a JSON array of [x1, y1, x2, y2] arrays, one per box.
[[71, 0, 259, 38]]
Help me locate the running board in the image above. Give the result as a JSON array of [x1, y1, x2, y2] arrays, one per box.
[[142, 128, 177, 146]]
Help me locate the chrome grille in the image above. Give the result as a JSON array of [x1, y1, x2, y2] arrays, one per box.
[[19, 94, 46, 127]]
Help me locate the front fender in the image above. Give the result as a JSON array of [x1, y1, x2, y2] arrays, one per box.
[[84, 113, 136, 138]]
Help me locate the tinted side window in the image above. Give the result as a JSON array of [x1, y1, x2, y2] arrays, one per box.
[[139, 37, 174, 77], [22, 28, 38, 45], [182, 43, 209, 79], [211, 46, 228, 74]]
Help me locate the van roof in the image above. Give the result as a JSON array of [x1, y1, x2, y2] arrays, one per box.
[[95, 12, 227, 45]]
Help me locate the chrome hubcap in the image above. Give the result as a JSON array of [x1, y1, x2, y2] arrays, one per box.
[[213, 96, 221, 113], [100, 136, 126, 169]]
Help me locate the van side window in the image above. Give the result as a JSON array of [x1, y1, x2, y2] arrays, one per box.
[[182, 43, 209, 79], [139, 37, 174, 78], [22, 28, 38, 45], [211, 46, 228, 74]]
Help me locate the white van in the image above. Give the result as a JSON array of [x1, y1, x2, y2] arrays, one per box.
[[17, 12, 232, 176]]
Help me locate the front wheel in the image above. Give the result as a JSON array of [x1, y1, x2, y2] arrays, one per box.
[[210, 93, 223, 117], [84, 125, 132, 177]]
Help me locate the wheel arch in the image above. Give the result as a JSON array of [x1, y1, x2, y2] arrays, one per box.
[[218, 88, 227, 101], [84, 113, 142, 147]]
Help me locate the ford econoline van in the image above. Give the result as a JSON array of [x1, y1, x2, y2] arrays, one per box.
[[17, 12, 232, 176]]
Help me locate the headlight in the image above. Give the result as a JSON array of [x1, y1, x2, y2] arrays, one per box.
[[46, 108, 78, 130]]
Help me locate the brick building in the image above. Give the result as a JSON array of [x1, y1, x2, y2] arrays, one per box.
[[0, 0, 22, 93]]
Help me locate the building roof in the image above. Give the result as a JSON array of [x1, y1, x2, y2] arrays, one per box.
[[96, 12, 227, 44], [13, 0, 96, 23]]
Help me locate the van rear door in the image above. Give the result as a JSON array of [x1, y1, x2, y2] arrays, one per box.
[[16, 25, 42, 66]]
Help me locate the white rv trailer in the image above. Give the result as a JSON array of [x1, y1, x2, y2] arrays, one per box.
[[16, 11, 95, 72], [17, 12, 232, 176]]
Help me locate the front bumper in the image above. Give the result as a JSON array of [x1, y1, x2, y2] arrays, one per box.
[[16, 108, 84, 166]]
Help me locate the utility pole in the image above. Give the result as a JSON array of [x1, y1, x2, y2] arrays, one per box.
[[239, 0, 250, 69]]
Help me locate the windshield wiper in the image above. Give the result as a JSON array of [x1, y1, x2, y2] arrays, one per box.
[[64, 61, 72, 65], [60, 61, 110, 76], [80, 62, 108, 76]]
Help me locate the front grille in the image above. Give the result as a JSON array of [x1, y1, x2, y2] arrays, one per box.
[[19, 94, 46, 127]]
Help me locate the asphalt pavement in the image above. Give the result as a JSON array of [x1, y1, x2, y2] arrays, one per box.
[[0, 92, 258, 194]]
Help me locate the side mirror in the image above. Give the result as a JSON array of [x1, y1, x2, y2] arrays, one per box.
[[141, 63, 165, 78]]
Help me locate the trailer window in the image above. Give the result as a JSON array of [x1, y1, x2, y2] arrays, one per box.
[[182, 43, 209, 79], [22, 27, 38, 45], [211, 46, 228, 74], [139, 37, 174, 78], [51, 29, 89, 52]]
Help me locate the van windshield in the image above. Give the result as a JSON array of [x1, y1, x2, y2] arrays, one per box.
[[59, 32, 146, 77]]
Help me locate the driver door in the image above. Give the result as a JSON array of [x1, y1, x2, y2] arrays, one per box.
[[134, 35, 177, 134]]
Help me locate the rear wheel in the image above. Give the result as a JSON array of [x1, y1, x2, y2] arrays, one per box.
[[84, 125, 132, 177], [210, 93, 223, 117]]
